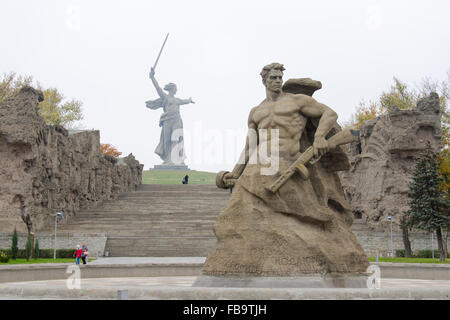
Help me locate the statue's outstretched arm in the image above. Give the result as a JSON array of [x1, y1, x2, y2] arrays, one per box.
[[177, 97, 195, 105], [149, 67, 166, 99]]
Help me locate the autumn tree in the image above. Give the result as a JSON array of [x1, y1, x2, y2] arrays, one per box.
[[38, 87, 83, 128], [352, 99, 380, 129], [100, 144, 122, 158], [0, 72, 33, 102], [378, 77, 418, 113], [0, 72, 83, 129]]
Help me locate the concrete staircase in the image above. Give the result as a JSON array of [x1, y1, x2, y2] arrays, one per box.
[[54, 184, 230, 257], [50, 184, 374, 257]]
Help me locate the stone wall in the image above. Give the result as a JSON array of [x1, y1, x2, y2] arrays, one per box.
[[353, 230, 445, 257], [339, 93, 442, 232], [0, 232, 107, 258], [0, 86, 144, 234]]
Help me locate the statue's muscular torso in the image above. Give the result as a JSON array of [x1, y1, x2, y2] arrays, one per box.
[[250, 93, 309, 161]]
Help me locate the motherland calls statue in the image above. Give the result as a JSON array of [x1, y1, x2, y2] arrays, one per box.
[[146, 67, 194, 168], [195, 63, 369, 288], [145, 33, 193, 169]]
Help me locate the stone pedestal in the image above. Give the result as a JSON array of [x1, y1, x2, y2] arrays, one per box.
[[193, 274, 369, 288], [153, 164, 189, 171]]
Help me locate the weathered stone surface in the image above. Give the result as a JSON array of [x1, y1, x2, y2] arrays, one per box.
[[282, 78, 322, 96], [203, 170, 369, 276], [193, 274, 368, 288], [0, 86, 143, 233], [339, 93, 442, 232]]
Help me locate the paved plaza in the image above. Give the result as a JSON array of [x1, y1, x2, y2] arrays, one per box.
[[2, 276, 450, 290], [1, 276, 450, 300], [1, 257, 449, 299]]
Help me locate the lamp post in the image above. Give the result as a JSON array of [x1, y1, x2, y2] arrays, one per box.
[[386, 215, 394, 258], [54, 212, 63, 259]]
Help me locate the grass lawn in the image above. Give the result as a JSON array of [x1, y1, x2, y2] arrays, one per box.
[[369, 257, 450, 264], [142, 169, 217, 185], [1, 258, 95, 265]]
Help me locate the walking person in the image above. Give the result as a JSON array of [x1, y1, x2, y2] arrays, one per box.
[[73, 245, 82, 265], [81, 242, 89, 265]]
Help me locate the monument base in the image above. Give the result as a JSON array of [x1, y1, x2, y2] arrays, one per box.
[[192, 274, 369, 288], [153, 164, 190, 171]]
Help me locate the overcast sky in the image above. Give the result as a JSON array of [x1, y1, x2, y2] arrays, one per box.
[[1, 0, 449, 172]]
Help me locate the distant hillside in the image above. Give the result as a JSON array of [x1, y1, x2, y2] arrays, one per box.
[[142, 170, 217, 185]]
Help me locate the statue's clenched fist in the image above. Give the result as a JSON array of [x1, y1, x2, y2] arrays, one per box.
[[149, 67, 155, 79], [216, 171, 237, 189]]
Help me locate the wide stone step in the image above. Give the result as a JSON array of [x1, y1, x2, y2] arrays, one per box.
[[62, 218, 217, 223], [58, 225, 216, 231], [85, 202, 227, 208], [59, 225, 217, 231], [61, 223, 215, 228], [68, 218, 217, 224], [70, 212, 219, 217], [88, 201, 224, 206], [104, 236, 218, 257], [78, 200, 228, 209], [62, 231, 216, 237], [57, 220, 217, 227], [74, 207, 222, 218], [119, 191, 227, 196]]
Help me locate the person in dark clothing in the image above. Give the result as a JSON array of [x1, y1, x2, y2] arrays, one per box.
[[81, 242, 89, 264], [182, 175, 189, 184]]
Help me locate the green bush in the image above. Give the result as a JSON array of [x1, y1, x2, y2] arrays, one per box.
[[395, 249, 446, 258], [395, 249, 405, 257], [0, 250, 9, 263], [51, 249, 75, 258], [35, 249, 74, 259], [11, 228, 18, 260], [34, 239, 40, 259], [1, 248, 75, 259], [416, 250, 441, 258], [25, 235, 32, 261]]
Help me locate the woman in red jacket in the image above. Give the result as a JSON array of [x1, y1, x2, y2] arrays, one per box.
[[73, 245, 82, 265]]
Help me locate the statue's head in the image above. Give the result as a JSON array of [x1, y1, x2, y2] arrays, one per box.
[[260, 63, 285, 92], [164, 82, 177, 95]]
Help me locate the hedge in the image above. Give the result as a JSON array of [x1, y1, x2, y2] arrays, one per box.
[[395, 249, 444, 258], [0, 249, 75, 259]]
